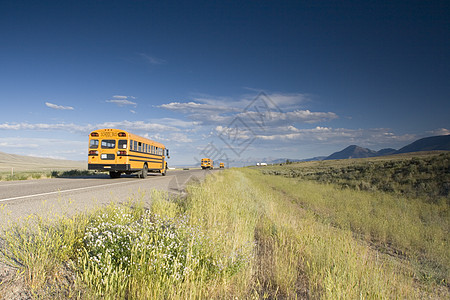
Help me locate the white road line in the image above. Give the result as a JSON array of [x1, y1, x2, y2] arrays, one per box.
[[0, 180, 140, 203]]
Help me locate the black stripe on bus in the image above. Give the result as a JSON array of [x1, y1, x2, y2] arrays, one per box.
[[130, 158, 164, 164], [127, 155, 163, 162], [127, 154, 163, 159], [129, 150, 163, 157]]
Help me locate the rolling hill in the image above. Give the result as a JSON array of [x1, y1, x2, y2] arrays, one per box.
[[394, 135, 450, 154], [0, 151, 87, 172]]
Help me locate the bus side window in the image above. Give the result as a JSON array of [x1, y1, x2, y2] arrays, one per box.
[[138, 142, 142, 152], [134, 140, 138, 151]]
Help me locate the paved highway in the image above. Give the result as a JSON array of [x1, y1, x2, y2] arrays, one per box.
[[0, 169, 216, 227]]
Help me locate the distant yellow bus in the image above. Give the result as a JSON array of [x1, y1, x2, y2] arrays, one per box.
[[201, 158, 213, 169], [88, 128, 169, 178], [219, 162, 224, 168]]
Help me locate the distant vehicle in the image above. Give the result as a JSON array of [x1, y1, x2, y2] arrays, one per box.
[[201, 158, 213, 169], [88, 128, 169, 178], [257, 162, 267, 166], [219, 162, 225, 168]]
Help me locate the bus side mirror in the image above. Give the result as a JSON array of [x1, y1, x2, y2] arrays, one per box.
[[166, 149, 170, 159]]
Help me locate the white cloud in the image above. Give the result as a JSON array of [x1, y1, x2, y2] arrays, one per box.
[[106, 99, 137, 106], [254, 127, 416, 147], [159, 92, 335, 127], [149, 118, 201, 130], [237, 110, 338, 125], [142, 132, 193, 143], [249, 92, 310, 108], [0, 122, 87, 132], [106, 95, 137, 107], [159, 101, 238, 114], [427, 128, 450, 136], [0, 120, 182, 134], [45, 102, 74, 110], [112, 95, 134, 100]]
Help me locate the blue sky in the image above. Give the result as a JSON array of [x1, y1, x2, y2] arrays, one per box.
[[1, 0, 449, 166]]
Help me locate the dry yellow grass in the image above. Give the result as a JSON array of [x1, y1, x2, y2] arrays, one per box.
[[0, 151, 86, 173]]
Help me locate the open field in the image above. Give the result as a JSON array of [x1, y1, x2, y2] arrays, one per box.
[[0, 151, 88, 181], [0, 153, 448, 298], [0, 151, 87, 173], [262, 151, 450, 201]]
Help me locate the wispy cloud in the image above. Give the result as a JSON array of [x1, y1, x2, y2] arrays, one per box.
[[159, 101, 238, 114], [235, 126, 417, 148], [106, 99, 137, 106], [0, 122, 86, 132], [0, 120, 180, 134], [139, 53, 166, 65], [159, 92, 336, 126], [106, 95, 137, 107], [111, 95, 133, 100], [427, 128, 450, 136], [45, 102, 74, 110]]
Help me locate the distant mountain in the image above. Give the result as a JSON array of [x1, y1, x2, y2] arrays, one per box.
[[244, 135, 450, 166], [324, 135, 450, 161], [376, 148, 397, 156], [299, 156, 327, 162], [395, 135, 450, 154], [270, 158, 303, 164], [325, 145, 378, 160]]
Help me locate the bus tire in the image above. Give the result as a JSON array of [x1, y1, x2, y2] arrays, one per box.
[[141, 164, 148, 179], [110, 171, 120, 178], [162, 170, 166, 176]]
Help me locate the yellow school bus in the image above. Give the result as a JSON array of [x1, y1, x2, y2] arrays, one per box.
[[88, 128, 169, 178], [201, 158, 213, 169], [219, 162, 224, 168]]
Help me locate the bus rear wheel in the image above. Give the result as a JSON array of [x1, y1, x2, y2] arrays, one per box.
[[109, 171, 121, 178], [140, 164, 148, 179]]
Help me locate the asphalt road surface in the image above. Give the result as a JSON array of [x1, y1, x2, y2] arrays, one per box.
[[0, 169, 217, 227]]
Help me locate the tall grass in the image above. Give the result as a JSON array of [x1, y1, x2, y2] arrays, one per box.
[[1, 168, 447, 298], [259, 163, 449, 286], [243, 169, 427, 299]]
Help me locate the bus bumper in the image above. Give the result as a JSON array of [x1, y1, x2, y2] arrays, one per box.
[[88, 164, 131, 172]]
